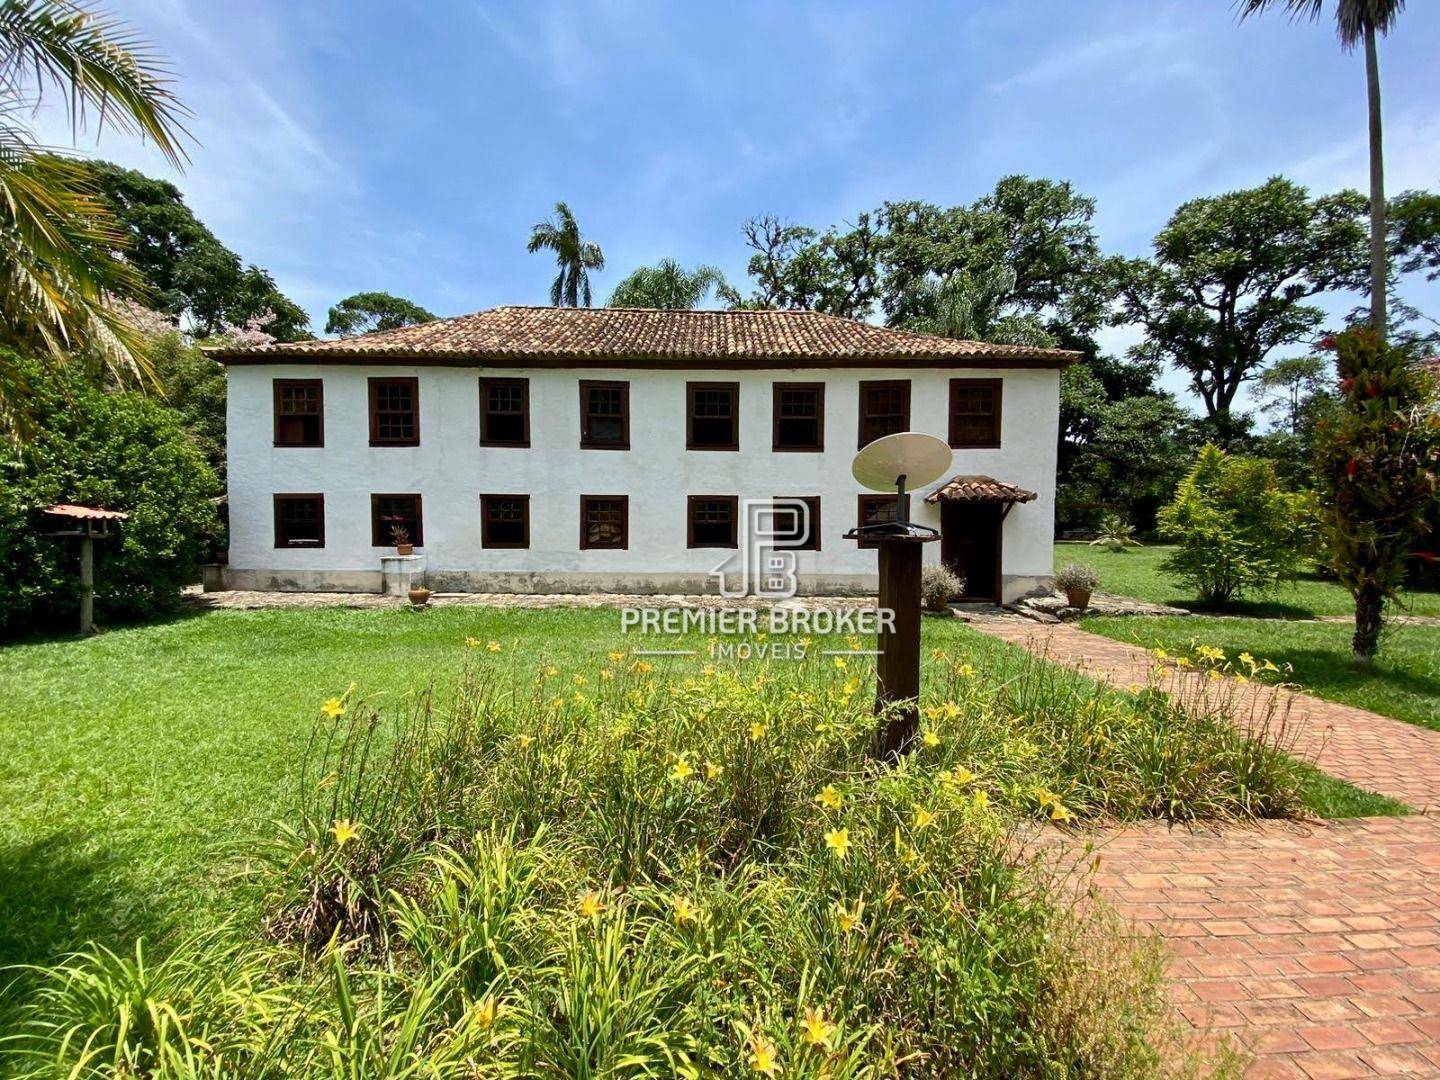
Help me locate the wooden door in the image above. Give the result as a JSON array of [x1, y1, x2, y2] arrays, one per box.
[[940, 502, 1003, 601]]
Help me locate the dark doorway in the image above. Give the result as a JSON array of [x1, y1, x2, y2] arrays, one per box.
[[940, 502, 1002, 601]]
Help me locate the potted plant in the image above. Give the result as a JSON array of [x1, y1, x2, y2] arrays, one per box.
[[408, 583, 431, 608], [392, 525, 413, 556], [921, 565, 965, 613], [1055, 563, 1099, 610]]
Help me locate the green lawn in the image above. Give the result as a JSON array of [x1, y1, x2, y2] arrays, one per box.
[[1083, 615, 1440, 733], [0, 606, 1400, 983], [1055, 541, 1440, 619]]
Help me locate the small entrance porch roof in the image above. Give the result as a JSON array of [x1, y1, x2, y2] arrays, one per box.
[[924, 475, 1037, 505]]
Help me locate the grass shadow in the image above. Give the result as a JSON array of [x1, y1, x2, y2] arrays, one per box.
[[1, 603, 209, 649]]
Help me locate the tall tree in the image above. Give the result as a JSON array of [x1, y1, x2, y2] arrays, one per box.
[[1111, 177, 1370, 424], [325, 292, 436, 336], [1238, 0, 1407, 339], [0, 0, 191, 434], [607, 259, 729, 309], [527, 202, 604, 307], [80, 160, 310, 341]]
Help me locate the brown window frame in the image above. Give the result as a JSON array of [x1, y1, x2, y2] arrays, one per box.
[[857, 379, 912, 448], [368, 377, 420, 447], [370, 493, 424, 547], [478, 378, 530, 447], [578, 380, 630, 450], [948, 378, 1003, 449], [772, 382, 824, 452], [273, 493, 325, 548], [479, 494, 530, 549], [855, 493, 911, 549], [685, 382, 740, 451], [579, 495, 629, 550], [773, 495, 821, 551], [273, 379, 324, 447], [686, 495, 740, 549]]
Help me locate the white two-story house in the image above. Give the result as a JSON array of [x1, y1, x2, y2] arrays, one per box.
[[214, 306, 1075, 602]]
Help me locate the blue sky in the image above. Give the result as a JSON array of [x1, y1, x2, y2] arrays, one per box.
[[40, 1, 1440, 411]]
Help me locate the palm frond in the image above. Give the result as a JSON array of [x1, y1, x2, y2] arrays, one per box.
[[0, 0, 192, 167]]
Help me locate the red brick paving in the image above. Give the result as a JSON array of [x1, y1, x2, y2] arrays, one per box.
[[979, 618, 1440, 1077]]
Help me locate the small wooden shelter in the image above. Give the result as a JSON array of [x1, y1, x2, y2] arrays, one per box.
[[39, 504, 129, 633]]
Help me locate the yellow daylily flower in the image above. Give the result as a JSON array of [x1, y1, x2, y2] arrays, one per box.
[[578, 890, 605, 919], [834, 899, 864, 934], [487, 640, 502, 652], [748, 722, 767, 742], [705, 760, 724, 780], [673, 895, 701, 925], [671, 758, 695, 781], [329, 819, 360, 847], [816, 785, 843, 810], [465, 637, 481, 648], [913, 807, 937, 830], [472, 997, 496, 1029], [608, 651, 626, 662], [801, 1007, 834, 1047], [922, 730, 941, 748], [824, 828, 851, 860], [833, 656, 847, 670], [517, 734, 535, 749], [972, 789, 989, 809], [321, 697, 346, 719], [748, 1036, 781, 1076]]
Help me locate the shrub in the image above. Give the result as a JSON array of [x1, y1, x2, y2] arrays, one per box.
[[1316, 328, 1440, 665], [1089, 512, 1142, 552], [920, 565, 964, 610], [0, 353, 220, 635], [1054, 562, 1099, 595], [1157, 444, 1316, 605]]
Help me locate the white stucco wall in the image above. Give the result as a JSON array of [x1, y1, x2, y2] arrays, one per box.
[[224, 364, 1060, 600]]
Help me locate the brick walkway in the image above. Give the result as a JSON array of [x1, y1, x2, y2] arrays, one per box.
[[977, 619, 1440, 1078]]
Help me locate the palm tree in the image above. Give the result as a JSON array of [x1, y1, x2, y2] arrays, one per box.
[[0, 0, 190, 435], [526, 202, 605, 307], [903, 267, 1056, 347], [607, 259, 729, 309], [1237, 0, 1405, 339]]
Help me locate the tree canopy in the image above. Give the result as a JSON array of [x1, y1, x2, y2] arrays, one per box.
[[607, 260, 730, 309], [325, 292, 437, 336], [79, 160, 310, 341], [527, 202, 604, 307]]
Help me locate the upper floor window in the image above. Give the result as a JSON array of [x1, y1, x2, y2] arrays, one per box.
[[686, 382, 739, 450], [948, 378, 1002, 448], [273, 379, 323, 447], [773, 495, 821, 551], [479, 378, 530, 447], [371, 493, 423, 547], [580, 495, 628, 549], [579, 380, 629, 450], [687, 495, 739, 548], [772, 383, 824, 451], [369, 377, 419, 446], [855, 493, 910, 549], [858, 380, 911, 448], [273, 493, 324, 547], [480, 494, 530, 548]]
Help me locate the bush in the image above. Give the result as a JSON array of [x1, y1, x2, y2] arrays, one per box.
[[920, 565, 964, 610], [0, 353, 221, 635], [1089, 512, 1141, 552], [1157, 444, 1316, 606]]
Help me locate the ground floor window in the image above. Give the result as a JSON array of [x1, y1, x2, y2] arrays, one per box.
[[773, 495, 820, 550], [274, 493, 324, 548], [855, 494, 910, 549], [372, 493, 423, 547], [687, 495, 739, 548], [480, 494, 530, 548], [580, 495, 628, 549]]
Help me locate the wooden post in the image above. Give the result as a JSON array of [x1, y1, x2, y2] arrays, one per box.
[[79, 534, 94, 635], [874, 537, 924, 759]]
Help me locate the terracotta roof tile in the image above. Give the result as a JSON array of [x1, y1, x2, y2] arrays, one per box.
[[924, 475, 1038, 504], [42, 503, 129, 520], [213, 306, 1078, 368]]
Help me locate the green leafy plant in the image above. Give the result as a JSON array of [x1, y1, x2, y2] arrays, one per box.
[[1089, 513, 1142, 552], [920, 565, 965, 611], [1157, 445, 1317, 606]]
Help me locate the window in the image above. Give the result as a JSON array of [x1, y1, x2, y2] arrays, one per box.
[[479, 378, 530, 447], [772, 496, 821, 551], [273, 494, 324, 548], [687, 495, 739, 548], [371, 493, 423, 547], [579, 380, 629, 449], [772, 383, 824, 451], [948, 378, 1002, 448], [480, 494, 530, 548], [273, 379, 323, 447], [368, 377, 420, 446], [855, 494, 910, 549], [686, 382, 739, 450], [858, 380, 911, 448], [580, 495, 628, 549]]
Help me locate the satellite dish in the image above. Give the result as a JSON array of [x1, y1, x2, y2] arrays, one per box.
[[852, 432, 953, 493]]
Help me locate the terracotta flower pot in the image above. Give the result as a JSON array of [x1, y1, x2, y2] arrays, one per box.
[[408, 586, 431, 607], [1065, 587, 1092, 610], [396, 543, 414, 556]]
